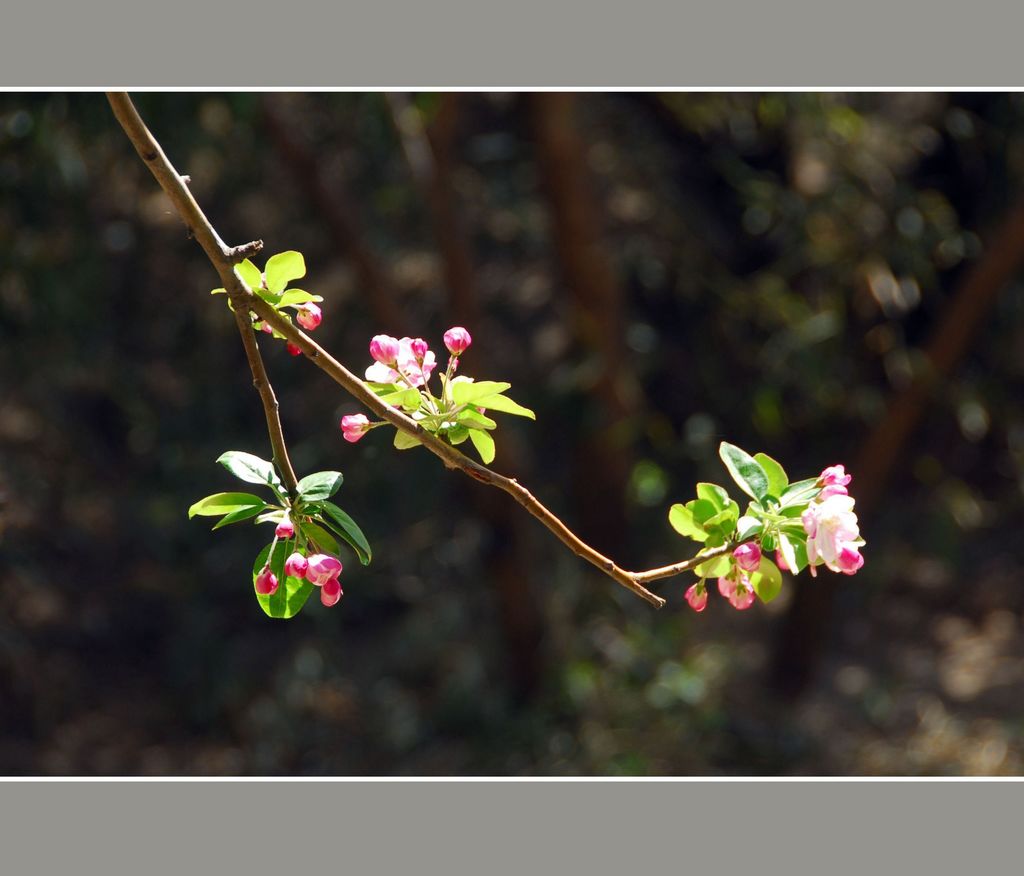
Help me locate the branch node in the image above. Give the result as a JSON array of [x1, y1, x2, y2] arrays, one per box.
[[226, 240, 264, 263]]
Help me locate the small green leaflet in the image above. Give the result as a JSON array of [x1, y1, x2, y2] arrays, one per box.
[[320, 501, 372, 565], [750, 556, 782, 603], [264, 251, 306, 295], [718, 442, 770, 503], [188, 492, 266, 518], [753, 452, 788, 498], [451, 381, 512, 406], [473, 394, 535, 419], [296, 471, 343, 502], [468, 429, 496, 464], [217, 451, 282, 489], [235, 259, 262, 292]]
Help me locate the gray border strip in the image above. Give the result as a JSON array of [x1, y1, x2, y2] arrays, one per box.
[[4, 2, 1024, 86]]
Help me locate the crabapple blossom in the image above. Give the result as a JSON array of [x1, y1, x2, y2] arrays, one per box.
[[275, 516, 295, 539], [340, 413, 370, 443], [295, 303, 322, 331], [284, 552, 308, 579], [802, 493, 864, 576], [718, 572, 755, 610], [819, 465, 852, 487], [255, 565, 279, 595], [396, 337, 436, 387], [443, 326, 472, 356], [320, 577, 343, 607], [733, 542, 761, 572], [305, 554, 343, 586], [685, 581, 708, 612]]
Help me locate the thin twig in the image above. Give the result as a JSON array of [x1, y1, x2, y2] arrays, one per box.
[[106, 92, 299, 493], [106, 91, 725, 610]]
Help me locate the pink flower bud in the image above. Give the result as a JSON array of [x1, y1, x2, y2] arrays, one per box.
[[305, 554, 343, 586], [295, 303, 322, 331], [255, 565, 279, 595], [836, 546, 864, 576], [718, 573, 755, 610], [320, 577, 343, 607], [443, 326, 472, 356], [684, 581, 707, 612], [819, 464, 852, 487], [369, 334, 401, 366], [410, 337, 430, 359], [818, 484, 848, 499], [285, 552, 308, 579], [260, 321, 273, 335], [732, 542, 761, 572], [275, 517, 295, 539], [340, 413, 370, 443], [286, 342, 303, 356], [775, 549, 790, 573]]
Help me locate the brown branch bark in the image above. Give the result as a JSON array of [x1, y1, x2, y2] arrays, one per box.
[[106, 91, 730, 610], [106, 92, 298, 494]]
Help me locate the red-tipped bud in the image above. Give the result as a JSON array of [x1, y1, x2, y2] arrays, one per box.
[[306, 554, 343, 586], [284, 552, 308, 579], [320, 577, 343, 607], [286, 342, 303, 356], [340, 413, 370, 443], [275, 517, 295, 539], [443, 326, 472, 356], [732, 542, 762, 572], [369, 334, 401, 366], [296, 303, 322, 331], [255, 565, 279, 595]]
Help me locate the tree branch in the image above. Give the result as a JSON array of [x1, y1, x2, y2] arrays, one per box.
[[106, 92, 299, 494], [107, 91, 729, 610]]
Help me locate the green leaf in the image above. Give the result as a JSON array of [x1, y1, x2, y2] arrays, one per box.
[[704, 503, 739, 535], [750, 556, 782, 603], [393, 429, 422, 450], [216, 451, 281, 489], [301, 520, 339, 556], [719, 442, 770, 503], [736, 515, 763, 542], [188, 492, 267, 518], [686, 498, 718, 526], [235, 259, 263, 292], [468, 428, 496, 464], [252, 542, 314, 619], [754, 453, 788, 498], [211, 504, 267, 530], [694, 553, 732, 578], [277, 289, 322, 307], [451, 381, 512, 406], [696, 482, 730, 512], [777, 532, 809, 575], [211, 287, 226, 295], [446, 424, 470, 445], [320, 501, 372, 565], [296, 471, 344, 502], [378, 388, 423, 411], [473, 394, 536, 420], [780, 477, 821, 507], [668, 504, 707, 542], [264, 251, 305, 295], [459, 408, 497, 430]]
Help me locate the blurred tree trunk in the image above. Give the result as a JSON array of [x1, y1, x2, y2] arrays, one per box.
[[772, 196, 1024, 696], [529, 93, 635, 554], [261, 96, 406, 332], [387, 93, 543, 699]]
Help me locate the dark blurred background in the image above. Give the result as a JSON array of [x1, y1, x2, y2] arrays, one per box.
[[2, 92, 1024, 775]]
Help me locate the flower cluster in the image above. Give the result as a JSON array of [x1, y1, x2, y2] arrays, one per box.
[[212, 251, 324, 357], [338, 326, 535, 464], [189, 450, 371, 619], [671, 444, 866, 614]]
